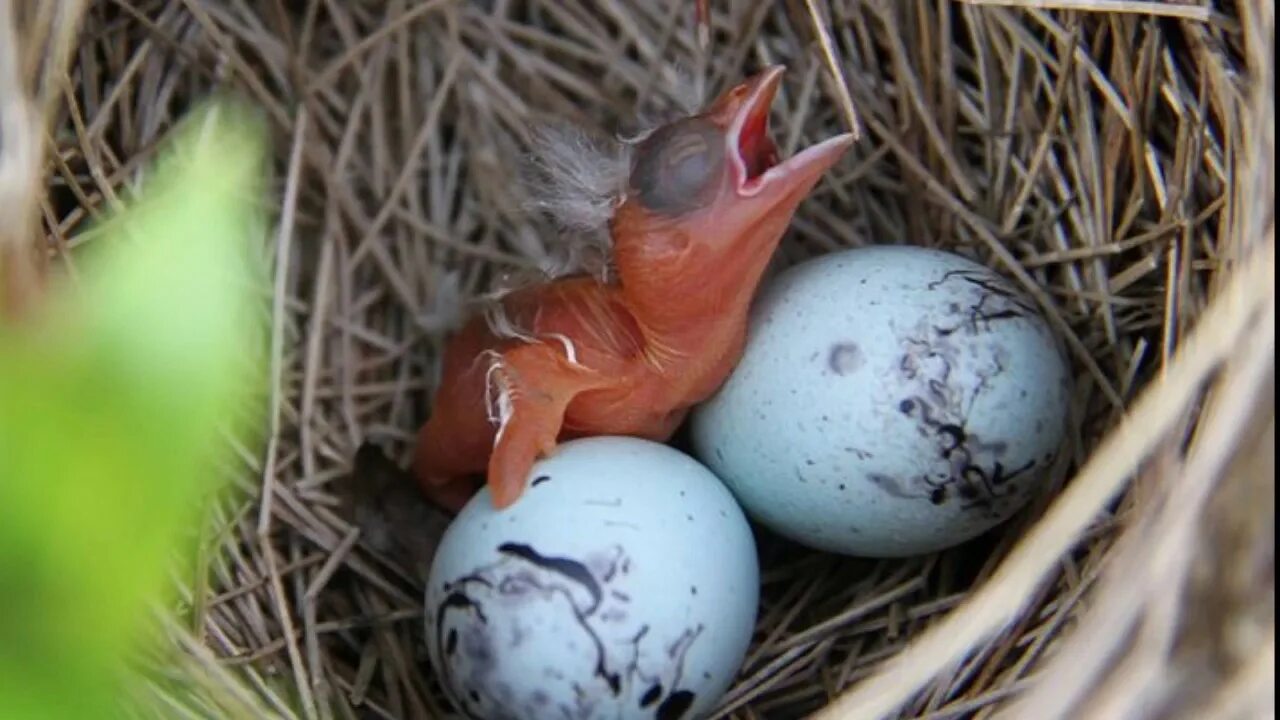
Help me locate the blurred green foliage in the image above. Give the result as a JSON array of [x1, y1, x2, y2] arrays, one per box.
[[0, 100, 271, 719]]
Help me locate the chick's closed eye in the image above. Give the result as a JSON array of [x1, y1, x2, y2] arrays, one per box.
[[629, 117, 725, 216]]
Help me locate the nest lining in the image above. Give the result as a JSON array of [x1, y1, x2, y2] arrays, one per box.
[[10, 0, 1274, 718]]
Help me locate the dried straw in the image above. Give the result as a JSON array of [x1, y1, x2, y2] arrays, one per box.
[[11, 0, 1275, 718]]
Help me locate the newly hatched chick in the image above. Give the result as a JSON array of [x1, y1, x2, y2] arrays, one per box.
[[414, 65, 854, 512]]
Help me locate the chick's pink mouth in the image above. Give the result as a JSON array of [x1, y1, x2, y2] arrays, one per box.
[[737, 108, 779, 182], [728, 66, 784, 190]]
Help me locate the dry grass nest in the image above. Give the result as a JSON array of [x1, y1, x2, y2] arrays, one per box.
[[2, 0, 1274, 718]]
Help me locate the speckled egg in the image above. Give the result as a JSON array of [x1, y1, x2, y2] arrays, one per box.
[[424, 436, 759, 720], [690, 245, 1071, 557]]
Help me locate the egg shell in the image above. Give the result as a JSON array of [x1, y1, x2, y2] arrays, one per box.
[[424, 436, 759, 720], [690, 245, 1072, 557]]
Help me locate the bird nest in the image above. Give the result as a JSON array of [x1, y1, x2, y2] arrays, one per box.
[[14, 0, 1277, 718]]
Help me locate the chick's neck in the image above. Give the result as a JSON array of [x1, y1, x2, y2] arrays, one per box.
[[610, 201, 793, 361]]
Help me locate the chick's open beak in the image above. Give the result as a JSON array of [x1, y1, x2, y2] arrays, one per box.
[[728, 65, 784, 183], [714, 65, 854, 203]]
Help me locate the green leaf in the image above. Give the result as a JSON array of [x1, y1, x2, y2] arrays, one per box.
[[0, 99, 271, 719]]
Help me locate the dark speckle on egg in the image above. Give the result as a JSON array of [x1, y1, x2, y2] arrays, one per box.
[[640, 685, 663, 708], [827, 342, 863, 375], [656, 690, 697, 720], [462, 626, 494, 666], [532, 475, 551, 487], [868, 473, 914, 499]]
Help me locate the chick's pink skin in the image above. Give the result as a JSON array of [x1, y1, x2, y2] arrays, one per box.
[[413, 66, 854, 511]]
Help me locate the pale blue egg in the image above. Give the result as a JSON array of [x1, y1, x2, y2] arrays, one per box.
[[424, 436, 759, 720], [691, 246, 1072, 557]]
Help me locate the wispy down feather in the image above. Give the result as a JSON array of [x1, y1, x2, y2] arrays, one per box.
[[508, 63, 706, 285], [519, 120, 632, 236]]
